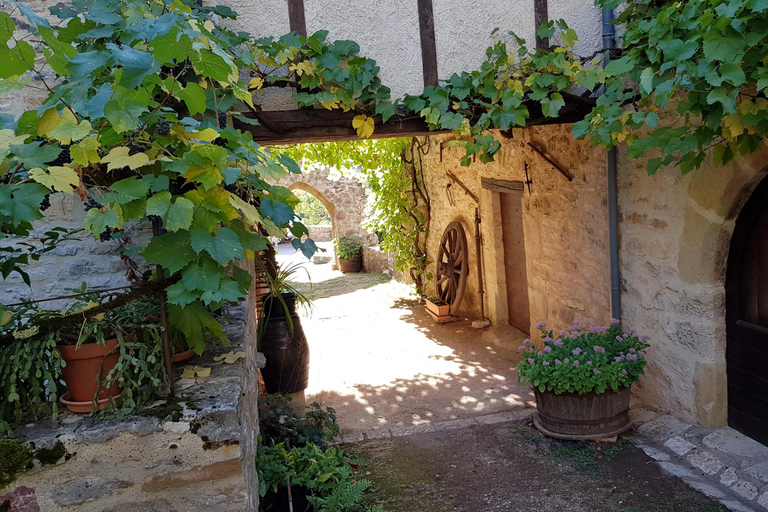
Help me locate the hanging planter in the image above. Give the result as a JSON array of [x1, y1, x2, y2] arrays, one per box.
[[518, 320, 649, 440]]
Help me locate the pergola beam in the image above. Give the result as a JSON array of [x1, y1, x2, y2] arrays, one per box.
[[233, 95, 595, 146]]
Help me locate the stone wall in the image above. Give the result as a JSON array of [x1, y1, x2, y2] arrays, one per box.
[[275, 165, 376, 245], [3, 194, 152, 305], [618, 145, 768, 428], [420, 127, 612, 335], [306, 225, 333, 242], [2, 306, 249, 511]]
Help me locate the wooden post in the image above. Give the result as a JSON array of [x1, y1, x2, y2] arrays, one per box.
[[534, 0, 549, 50], [417, 0, 438, 87], [287, 0, 307, 37]]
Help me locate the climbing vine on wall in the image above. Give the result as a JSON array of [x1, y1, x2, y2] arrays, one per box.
[[576, 0, 768, 174], [277, 138, 433, 296]]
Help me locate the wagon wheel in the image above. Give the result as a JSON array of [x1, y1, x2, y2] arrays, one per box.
[[436, 222, 469, 315]]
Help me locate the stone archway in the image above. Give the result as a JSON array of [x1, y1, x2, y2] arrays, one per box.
[[620, 147, 768, 428], [276, 166, 374, 245]]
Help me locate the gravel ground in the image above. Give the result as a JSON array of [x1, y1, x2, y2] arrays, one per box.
[[352, 419, 728, 512]]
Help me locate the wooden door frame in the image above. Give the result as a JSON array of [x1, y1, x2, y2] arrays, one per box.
[[481, 180, 528, 330], [725, 174, 768, 434]]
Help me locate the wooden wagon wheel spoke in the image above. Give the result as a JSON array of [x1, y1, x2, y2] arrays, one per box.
[[435, 221, 469, 315]]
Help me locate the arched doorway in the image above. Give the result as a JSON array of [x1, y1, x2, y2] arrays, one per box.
[[289, 183, 338, 241], [726, 174, 768, 446]]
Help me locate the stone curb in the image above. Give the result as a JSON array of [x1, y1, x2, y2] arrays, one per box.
[[631, 413, 768, 512], [333, 408, 534, 445]]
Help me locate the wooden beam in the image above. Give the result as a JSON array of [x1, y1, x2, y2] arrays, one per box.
[[234, 110, 449, 146], [287, 0, 307, 37], [481, 178, 525, 193], [417, 0, 439, 87], [233, 94, 595, 146], [534, 0, 549, 50]]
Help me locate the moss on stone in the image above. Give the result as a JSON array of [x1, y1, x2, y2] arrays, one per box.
[[0, 438, 33, 487], [139, 400, 184, 422], [34, 441, 68, 466]]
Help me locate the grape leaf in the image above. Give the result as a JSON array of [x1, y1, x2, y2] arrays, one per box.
[[190, 227, 244, 265], [28, 166, 79, 194], [141, 230, 197, 273], [102, 147, 150, 171]]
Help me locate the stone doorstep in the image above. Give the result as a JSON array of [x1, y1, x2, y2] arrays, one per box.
[[632, 414, 768, 512], [142, 458, 241, 492]]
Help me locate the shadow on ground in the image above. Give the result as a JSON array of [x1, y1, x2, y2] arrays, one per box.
[[352, 418, 728, 512], [303, 281, 532, 433], [290, 272, 391, 300]]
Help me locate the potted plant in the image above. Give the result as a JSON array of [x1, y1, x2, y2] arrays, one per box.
[[334, 236, 364, 273], [425, 295, 451, 322], [517, 320, 649, 440], [257, 261, 313, 395]]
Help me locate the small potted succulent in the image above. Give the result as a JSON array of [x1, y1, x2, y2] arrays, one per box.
[[334, 236, 363, 273], [425, 295, 451, 322], [517, 320, 649, 440]]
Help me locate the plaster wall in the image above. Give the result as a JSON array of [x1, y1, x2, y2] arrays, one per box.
[[214, 0, 605, 101], [618, 145, 768, 428], [420, 126, 611, 336]]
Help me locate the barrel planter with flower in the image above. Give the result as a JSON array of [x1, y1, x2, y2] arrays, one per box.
[[517, 320, 649, 440]]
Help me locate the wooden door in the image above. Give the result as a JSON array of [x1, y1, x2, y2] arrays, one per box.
[[500, 191, 530, 334], [726, 176, 768, 446]]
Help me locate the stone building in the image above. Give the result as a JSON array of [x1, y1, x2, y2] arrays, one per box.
[[3, 2, 768, 509]]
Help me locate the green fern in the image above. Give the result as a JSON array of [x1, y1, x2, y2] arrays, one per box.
[[307, 479, 370, 511]]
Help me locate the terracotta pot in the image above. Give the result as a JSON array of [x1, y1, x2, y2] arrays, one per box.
[[57, 337, 124, 409], [338, 256, 362, 273], [172, 349, 195, 363], [533, 386, 632, 440]]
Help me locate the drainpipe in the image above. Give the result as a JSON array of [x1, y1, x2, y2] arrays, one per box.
[[603, 8, 622, 324]]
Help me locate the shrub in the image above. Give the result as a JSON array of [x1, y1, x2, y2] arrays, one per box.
[[257, 442, 384, 512], [258, 394, 339, 448], [517, 320, 649, 395], [334, 237, 363, 260]]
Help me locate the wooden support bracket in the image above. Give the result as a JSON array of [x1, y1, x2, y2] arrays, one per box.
[[446, 170, 479, 203], [526, 141, 573, 182]]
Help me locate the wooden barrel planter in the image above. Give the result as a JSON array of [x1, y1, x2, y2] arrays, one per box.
[[260, 293, 310, 395], [338, 255, 362, 273], [532, 386, 632, 440]]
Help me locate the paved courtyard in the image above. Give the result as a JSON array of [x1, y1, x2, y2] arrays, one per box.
[[278, 243, 768, 512]]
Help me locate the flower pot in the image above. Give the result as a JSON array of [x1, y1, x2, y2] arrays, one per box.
[[338, 255, 362, 273], [172, 349, 195, 363], [57, 337, 125, 412], [426, 298, 450, 316], [532, 386, 632, 440], [260, 293, 310, 395]]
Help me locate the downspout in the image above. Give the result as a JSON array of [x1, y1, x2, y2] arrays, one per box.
[[602, 8, 622, 324]]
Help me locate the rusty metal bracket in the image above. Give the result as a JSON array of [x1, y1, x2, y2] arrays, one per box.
[[527, 141, 573, 182], [446, 170, 479, 203], [524, 162, 533, 196]]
